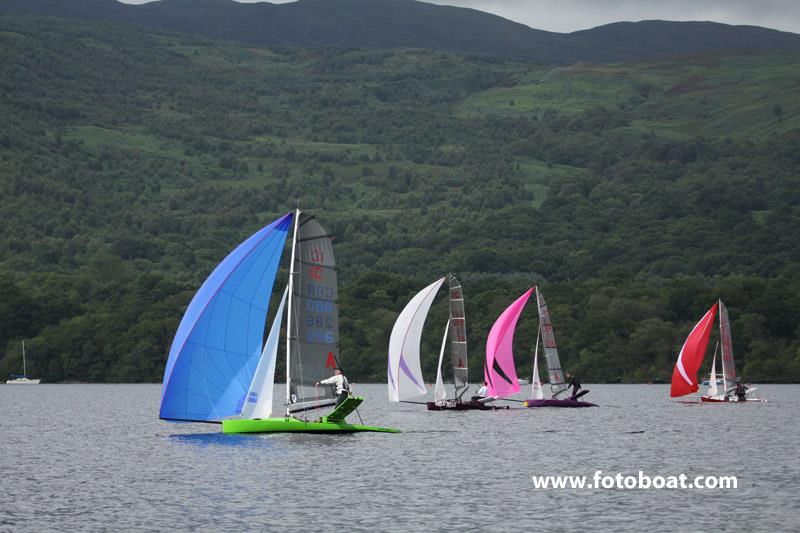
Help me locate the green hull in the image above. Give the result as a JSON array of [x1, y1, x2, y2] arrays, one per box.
[[222, 417, 399, 434]]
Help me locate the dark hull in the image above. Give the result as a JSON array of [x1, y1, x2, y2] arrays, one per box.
[[427, 400, 509, 411], [523, 399, 597, 408]]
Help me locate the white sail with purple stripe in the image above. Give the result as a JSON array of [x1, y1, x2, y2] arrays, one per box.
[[388, 277, 446, 401]]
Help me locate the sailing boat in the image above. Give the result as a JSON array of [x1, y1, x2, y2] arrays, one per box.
[[670, 299, 764, 403], [6, 340, 41, 384], [480, 287, 595, 407], [159, 209, 398, 433], [387, 275, 504, 410], [523, 287, 596, 408]]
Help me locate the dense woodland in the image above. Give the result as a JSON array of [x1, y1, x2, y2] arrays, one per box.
[[1, 15, 799, 384]]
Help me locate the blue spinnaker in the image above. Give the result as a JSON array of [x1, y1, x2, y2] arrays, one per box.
[[160, 213, 292, 421]]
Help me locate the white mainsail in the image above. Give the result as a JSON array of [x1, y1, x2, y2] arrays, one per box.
[[240, 287, 288, 420], [388, 277, 446, 401]]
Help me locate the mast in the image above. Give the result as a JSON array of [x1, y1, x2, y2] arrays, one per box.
[[22, 340, 26, 377], [285, 208, 300, 414], [718, 299, 726, 391]]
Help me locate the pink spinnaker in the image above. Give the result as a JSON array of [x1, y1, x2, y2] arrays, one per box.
[[485, 288, 534, 398]]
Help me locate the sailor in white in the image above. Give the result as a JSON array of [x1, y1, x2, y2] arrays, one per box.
[[316, 368, 350, 407]]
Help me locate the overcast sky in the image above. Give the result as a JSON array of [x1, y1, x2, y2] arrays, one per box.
[[118, 0, 800, 34]]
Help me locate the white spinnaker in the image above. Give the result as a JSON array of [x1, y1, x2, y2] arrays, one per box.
[[434, 319, 450, 402], [240, 286, 288, 419], [531, 326, 544, 400], [388, 277, 446, 401]]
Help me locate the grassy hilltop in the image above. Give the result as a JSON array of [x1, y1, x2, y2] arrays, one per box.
[[1, 15, 799, 383]]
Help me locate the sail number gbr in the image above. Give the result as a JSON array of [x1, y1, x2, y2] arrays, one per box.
[[305, 289, 335, 344]]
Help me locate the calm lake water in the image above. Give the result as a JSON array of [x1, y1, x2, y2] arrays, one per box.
[[1, 383, 798, 532]]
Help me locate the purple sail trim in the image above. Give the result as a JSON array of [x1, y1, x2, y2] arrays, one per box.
[[399, 354, 424, 390]]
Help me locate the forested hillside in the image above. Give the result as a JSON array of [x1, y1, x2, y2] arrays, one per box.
[[1, 15, 799, 383], [4, 0, 800, 64]]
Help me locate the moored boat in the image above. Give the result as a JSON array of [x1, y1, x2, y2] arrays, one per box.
[[6, 341, 40, 385]]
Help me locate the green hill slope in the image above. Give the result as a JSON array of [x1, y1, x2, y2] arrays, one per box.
[[1, 15, 799, 384], [3, 0, 800, 63]]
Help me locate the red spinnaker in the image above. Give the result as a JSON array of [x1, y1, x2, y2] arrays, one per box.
[[670, 303, 718, 397]]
